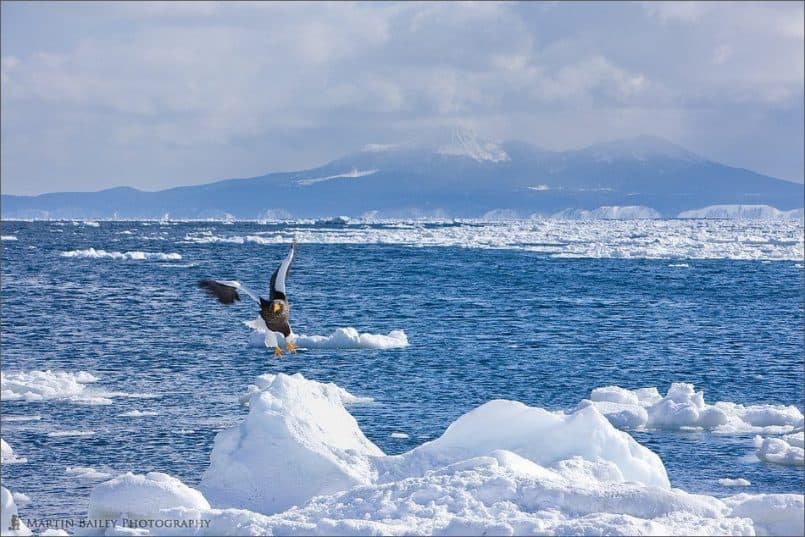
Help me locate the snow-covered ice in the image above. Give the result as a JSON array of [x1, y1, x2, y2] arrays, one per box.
[[1, 370, 153, 405], [60, 248, 182, 260], [678, 204, 804, 220], [581, 382, 803, 433], [181, 219, 804, 260], [66, 467, 113, 480], [754, 432, 804, 466], [1, 438, 27, 464], [1, 486, 32, 536], [245, 317, 408, 350], [718, 478, 751, 487], [1, 235, 18, 241], [79, 373, 805, 536]]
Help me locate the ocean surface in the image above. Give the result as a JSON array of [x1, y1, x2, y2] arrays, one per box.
[[1, 219, 803, 525]]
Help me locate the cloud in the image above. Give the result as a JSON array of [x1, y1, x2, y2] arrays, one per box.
[[1, 1, 802, 194]]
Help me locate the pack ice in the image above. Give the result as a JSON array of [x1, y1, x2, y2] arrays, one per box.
[[75, 373, 804, 536]]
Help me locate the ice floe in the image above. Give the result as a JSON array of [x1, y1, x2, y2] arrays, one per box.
[[116, 410, 158, 418], [80, 373, 805, 536], [1, 370, 153, 405], [181, 219, 804, 260], [1, 438, 27, 464], [580, 382, 803, 433], [48, 430, 96, 438], [718, 478, 751, 487], [1, 486, 31, 536], [678, 204, 805, 220], [245, 317, 408, 351], [1, 235, 18, 241], [11, 491, 31, 507], [60, 248, 182, 260], [754, 432, 804, 466], [66, 466, 113, 480]]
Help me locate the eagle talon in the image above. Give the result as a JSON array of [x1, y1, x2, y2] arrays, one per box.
[[273, 347, 283, 358], [286, 341, 297, 353]]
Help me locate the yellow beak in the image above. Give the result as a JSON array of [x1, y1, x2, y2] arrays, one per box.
[[272, 303, 282, 313]]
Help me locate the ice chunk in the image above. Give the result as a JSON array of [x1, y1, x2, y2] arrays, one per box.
[[724, 493, 805, 536], [719, 478, 751, 487], [754, 432, 805, 466], [200, 373, 384, 514], [66, 466, 113, 480], [245, 317, 408, 350], [60, 248, 181, 260], [1, 370, 148, 405], [1, 438, 27, 464], [1, 486, 31, 536]]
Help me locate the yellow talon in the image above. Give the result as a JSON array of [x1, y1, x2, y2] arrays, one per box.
[[286, 340, 297, 353], [273, 347, 283, 358]]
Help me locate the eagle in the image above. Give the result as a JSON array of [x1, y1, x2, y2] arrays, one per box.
[[199, 241, 297, 356]]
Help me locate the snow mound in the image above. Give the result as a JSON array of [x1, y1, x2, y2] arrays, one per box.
[[1, 438, 27, 464], [552, 206, 662, 220], [83, 373, 805, 536], [582, 382, 804, 433], [0, 370, 146, 405], [678, 204, 805, 220], [377, 400, 669, 488], [1, 486, 31, 536], [201, 373, 384, 514], [245, 317, 408, 350], [754, 432, 804, 466], [238, 373, 372, 406], [87, 472, 209, 525], [60, 248, 181, 260], [724, 493, 805, 536]]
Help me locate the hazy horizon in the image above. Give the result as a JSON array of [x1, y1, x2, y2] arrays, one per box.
[[2, 1, 803, 195]]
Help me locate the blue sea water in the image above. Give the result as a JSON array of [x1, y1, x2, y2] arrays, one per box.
[[1, 220, 803, 525]]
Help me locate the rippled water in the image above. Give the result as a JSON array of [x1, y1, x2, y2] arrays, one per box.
[[1, 220, 803, 524]]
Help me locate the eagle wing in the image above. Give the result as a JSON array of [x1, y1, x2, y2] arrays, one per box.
[[199, 279, 261, 305], [269, 241, 296, 301]]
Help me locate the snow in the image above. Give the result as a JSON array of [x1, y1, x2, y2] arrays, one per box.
[[438, 129, 509, 162], [60, 248, 182, 260], [182, 219, 804, 260], [582, 382, 804, 434], [719, 478, 751, 487], [201, 373, 384, 514], [11, 492, 31, 507], [754, 432, 804, 466], [1, 486, 31, 536], [80, 373, 805, 536], [1, 370, 149, 405], [297, 168, 378, 186], [245, 318, 408, 350]]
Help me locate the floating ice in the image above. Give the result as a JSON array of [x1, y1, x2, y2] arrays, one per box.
[[238, 373, 372, 406], [581, 382, 804, 434], [390, 432, 410, 439], [245, 317, 408, 351], [754, 432, 804, 466], [1, 486, 31, 536], [116, 410, 158, 418], [60, 248, 182, 260], [11, 492, 31, 507], [1, 370, 152, 405], [48, 430, 96, 438], [1, 235, 18, 241], [82, 373, 805, 536], [719, 478, 751, 487], [66, 466, 113, 480], [1, 415, 42, 422], [1, 438, 27, 464], [678, 204, 805, 220], [552, 206, 662, 220], [180, 219, 804, 260]]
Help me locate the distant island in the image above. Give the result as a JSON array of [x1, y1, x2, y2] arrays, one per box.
[[2, 133, 803, 219]]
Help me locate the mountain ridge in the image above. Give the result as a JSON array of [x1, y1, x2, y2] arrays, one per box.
[[2, 134, 802, 219]]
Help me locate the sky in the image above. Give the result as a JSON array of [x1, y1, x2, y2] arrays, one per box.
[[1, 1, 803, 195]]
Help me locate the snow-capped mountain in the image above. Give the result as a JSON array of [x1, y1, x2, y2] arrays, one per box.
[[2, 135, 802, 219]]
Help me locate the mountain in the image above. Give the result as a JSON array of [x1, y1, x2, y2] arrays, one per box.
[[2, 134, 802, 219]]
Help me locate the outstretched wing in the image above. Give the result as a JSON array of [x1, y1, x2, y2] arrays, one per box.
[[198, 279, 261, 305], [269, 241, 296, 301]]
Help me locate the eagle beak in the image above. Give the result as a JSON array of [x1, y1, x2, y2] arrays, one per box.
[[272, 303, 282, 313]]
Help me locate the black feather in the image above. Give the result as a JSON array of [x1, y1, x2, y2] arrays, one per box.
[[198, 279, 241, 304]]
